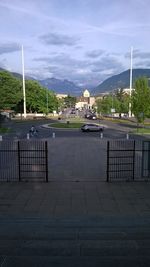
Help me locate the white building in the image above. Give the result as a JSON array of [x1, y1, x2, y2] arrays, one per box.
[[75, 89, 96, 109]]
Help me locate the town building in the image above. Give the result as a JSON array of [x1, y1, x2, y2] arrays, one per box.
[[56, 93, 68, 99], [75, 89, 96, 109]]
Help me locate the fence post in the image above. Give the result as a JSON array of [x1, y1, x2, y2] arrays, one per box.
[[132, 140, 135, 181], [45, 141, 48, 182], [126, 133, 129, 140], [52, 132, 55, 138], [27, 133, 30, 139], [107, 141, 110, 182], [100, 132, 103, 139], [17, 141, 21, 182], [0, 135, 2, 141]]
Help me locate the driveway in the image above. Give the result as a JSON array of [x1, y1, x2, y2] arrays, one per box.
[[48, 137, 107, 181]]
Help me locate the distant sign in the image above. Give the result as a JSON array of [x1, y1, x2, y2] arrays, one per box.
[[111, 108, 115, 113], [139, 112, 144, 118]]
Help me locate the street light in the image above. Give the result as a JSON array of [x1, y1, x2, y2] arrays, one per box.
[[46, 90, 48, 114], [129, 46, 133, 118], [21, 45, 26, 119], [111, 91, 115, 119]]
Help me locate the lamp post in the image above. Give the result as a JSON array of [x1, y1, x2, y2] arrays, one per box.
[[21, 45, 26, 119], [129, 46, 133, 118], [46, 90, 48, 114], [111, 93, 114, 119], [110, 88, 115, 119]]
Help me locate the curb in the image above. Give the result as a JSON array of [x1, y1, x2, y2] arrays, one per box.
[[41, 124, 81, 131]]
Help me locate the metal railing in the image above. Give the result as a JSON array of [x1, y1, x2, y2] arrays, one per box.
[[107, 140, 150, 182], [0, 140, 48, 182]]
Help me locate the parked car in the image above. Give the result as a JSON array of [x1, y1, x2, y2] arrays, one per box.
[[81, 124, 104, 132], [85, 113, 97, 119], [85, 114, 90, 118], [89, 114, 97, 120]]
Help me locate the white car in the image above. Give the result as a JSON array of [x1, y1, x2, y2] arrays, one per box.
[[81, 123, 104, 132]]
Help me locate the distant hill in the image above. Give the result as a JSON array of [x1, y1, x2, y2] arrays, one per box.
[[39, 78, 82, 96], [0, 67, 34, 81], [93, 69, 150, 94], [0, 68, 82, 96]]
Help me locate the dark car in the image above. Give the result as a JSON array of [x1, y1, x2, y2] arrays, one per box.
[[88, 114, 97, 120], [81, 123, 104, 132], [85, 113, 97, 119], [85, 114, 91, 118]]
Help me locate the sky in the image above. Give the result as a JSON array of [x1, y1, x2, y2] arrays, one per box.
[[0, 0, 150, 88]]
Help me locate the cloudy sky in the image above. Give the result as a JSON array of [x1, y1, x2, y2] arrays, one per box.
[[0, 0, 150, 87]]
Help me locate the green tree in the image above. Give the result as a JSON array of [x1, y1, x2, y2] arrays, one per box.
[[57, 98, 65, 112], [132, 77, 150, 123], [64, 95, 76, 108], [96, 95, 113, 115], [0, 71, 22, 110], [25, 80, 58, 113], [115, 89, 130, 116], [0, 71, 59, 114]]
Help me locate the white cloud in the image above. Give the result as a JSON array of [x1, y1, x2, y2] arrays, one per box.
[[0, 0, 150, 87]]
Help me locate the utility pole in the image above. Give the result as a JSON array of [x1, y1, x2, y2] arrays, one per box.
[[129, 46, 133, 118], [46, 90, 48, 114], [21, 45, 26, 119]]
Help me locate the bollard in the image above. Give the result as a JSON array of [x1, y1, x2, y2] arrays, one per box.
[[100, 132, 103, 139], [27, 133, 30, 140], [126, 133, 129, 140], [52, 132, 55, 138], [0, 135, 2, 141]]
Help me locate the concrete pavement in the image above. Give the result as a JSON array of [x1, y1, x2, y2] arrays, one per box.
[[0, 182, 150, 266], [0, 181, 150, 217]]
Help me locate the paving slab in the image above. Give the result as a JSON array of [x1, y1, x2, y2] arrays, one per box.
[[0, 182, 150, 266], [1, 256, 145, 267], [0, 181, 150, 217]]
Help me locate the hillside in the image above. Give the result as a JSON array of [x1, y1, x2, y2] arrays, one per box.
[[93, 69, 150, 94], [0, 68, 34, 81], [0, 68, 82, 96], [39, 78, 82, 96]]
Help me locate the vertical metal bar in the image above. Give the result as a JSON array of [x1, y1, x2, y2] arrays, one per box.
[[18, 141, 21, 181], [132, 140, 135, 181], [141, 141, 144, 177], [45, 141, 48, 182], [107, 141, 110, 182], [148, 142, 150, 178]]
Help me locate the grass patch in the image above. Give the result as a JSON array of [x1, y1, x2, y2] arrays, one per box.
[[14, 119, 48, 123], [0, 127, 11, 133], [49, 122, 84, 128], [104, 117, 133, 124], [59, 117, 86, 123], [132, 128, 150, 134], [144, 122, 150, 126]]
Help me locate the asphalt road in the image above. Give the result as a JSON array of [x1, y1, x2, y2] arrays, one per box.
[[1, 118, 149, 141]]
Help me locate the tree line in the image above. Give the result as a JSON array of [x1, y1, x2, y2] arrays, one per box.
[[0, 71, 59, 114], [96, 77, 150, 123], [0, 71, 77, 115], [0, 71, 149, 123]]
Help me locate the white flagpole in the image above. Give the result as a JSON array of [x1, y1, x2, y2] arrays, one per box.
[[21, 45, 26, 119], [129, 46, 133, 118]]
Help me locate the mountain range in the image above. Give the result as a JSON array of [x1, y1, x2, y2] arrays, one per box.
[[39, 78, 82, 96], [93, 69, 150, 94], [1, 67, 150, 95], [0, 67, 82, 96]]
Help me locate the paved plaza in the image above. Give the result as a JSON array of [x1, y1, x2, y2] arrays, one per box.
[[0, 181, 150, 266], [0, 124, 150, 266], [0, 181, 150, 217], [48, 138, 107, 181]]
